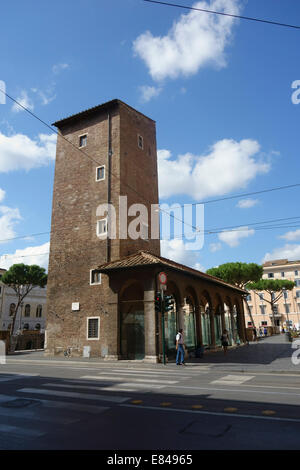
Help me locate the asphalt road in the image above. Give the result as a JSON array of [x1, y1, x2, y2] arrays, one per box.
[[1, 340, 300, 451]]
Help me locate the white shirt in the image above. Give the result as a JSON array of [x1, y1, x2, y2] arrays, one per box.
[[176, 332, 184, 344]]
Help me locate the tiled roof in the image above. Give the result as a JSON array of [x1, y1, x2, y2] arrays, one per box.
[[52, 99, 155, 128], [98, 251, 247, 294]]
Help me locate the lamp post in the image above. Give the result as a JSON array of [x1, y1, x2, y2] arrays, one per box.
[[294, 296, 300, 330], [283, 288, 290, 331]]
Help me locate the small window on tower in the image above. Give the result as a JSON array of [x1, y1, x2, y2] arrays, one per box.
[[96, 166, 105, 181], [87, 317, 100, 340], [79, 134, 87, 148], [138, 135, 143, 149], [96, 218, 108, 237], [90, 270, 102, 285]]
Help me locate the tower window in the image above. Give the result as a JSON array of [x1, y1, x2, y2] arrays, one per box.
[[87, 317, 100, 340], [79, 134, 87, 148], [138, 135, 143, 149], [96, 218, 107, 237], [90, 270, 102, 285], [96, 166, 105, 181]]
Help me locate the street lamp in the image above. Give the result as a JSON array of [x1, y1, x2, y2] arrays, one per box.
[[283, 288, 290, 331], [294, 296, 300, 330]]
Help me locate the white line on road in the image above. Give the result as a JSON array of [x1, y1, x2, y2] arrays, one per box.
[[158, 383, 300, 397], [80, 375, 178, 384], [109, 370, 192, 377], [211, 375, 255, 385], [43, 382, 164, 392], [119, 404, 300, 424], [17, 388, 130, 403]]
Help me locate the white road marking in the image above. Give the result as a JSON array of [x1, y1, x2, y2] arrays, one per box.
[[110, 369, 192, 377], [0, 371, 39, 376], [80, 375, 177, 384], [120, 404, 300, 424], [43, 382, 164, 393], [17, 388, 130, 403], [211, 375, 255, 385]]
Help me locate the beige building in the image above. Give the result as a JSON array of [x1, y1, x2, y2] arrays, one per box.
[[0, 268, 47, 333], [245, 259, 300, 331]]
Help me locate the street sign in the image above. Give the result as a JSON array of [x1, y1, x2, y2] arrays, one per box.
[[158, 272, 167, 285]]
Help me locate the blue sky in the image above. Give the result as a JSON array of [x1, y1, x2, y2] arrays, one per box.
[[0, 0, 300, 272]]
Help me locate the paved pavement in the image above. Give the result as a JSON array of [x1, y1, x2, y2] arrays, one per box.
[[7, 334, 300, 374]]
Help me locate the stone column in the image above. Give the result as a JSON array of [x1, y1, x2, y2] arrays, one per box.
[[144, 289, 159, 363], [195, 304, 202, 346], [178, 304, 185, 330], [209, 307, 216, 348], [221, 308, 226, 331], [238, 302, 247, 343]]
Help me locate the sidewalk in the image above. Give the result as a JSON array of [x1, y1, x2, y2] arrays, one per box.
[[5, 334, 300, 374]]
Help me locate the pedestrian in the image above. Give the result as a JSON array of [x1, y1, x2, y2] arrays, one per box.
[[220, 329, 229, 355], [259, 327, 263, 338], [281, 326, 285, 334], [253, 326, 258, 342], [264, 327, 267, 337], [176, 328, 185, 365]]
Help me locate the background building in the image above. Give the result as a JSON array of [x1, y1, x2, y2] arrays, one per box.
[[245, 259, 300, 330], [0, 268, 47, 333]]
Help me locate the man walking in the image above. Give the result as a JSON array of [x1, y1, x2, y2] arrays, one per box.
[[176, 328, 185, 365]]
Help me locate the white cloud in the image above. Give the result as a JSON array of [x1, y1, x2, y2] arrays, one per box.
[[0, 242, 50, 270], [0, 132, 56, 172], [52, 63, 69, 75], [218, 226, 255, 247], [0, 205, 22, 243], [31, 87, 56, 106], [11, 90, 34, 113], [263, 244, 300, 262], [133, 0, 241, 82], [0, 188, 5, 203], [158, 139, 270, 200], [279, 230, 300, 242], [160, 238, 203, 269], [139, 85, 162, 103], [209, 242, 222, 252], [236, 198, 259, 209]]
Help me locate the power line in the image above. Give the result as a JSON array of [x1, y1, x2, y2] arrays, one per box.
[[143, 0, 300, 30], [3, 222, 300, 262], [0, 88, 201, 234], [1, 88, 300, 242], [2, 215, 300, 244]]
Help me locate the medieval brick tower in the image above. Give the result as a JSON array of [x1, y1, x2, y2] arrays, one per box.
[[46, 100, 160, 357]]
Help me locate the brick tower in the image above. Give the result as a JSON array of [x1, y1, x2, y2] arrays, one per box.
[[45, 100, 160, 357]]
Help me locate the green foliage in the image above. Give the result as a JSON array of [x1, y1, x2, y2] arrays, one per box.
[[246, 279, 295, 292], [206, 262, 263, 288], [1, 263, 47, 289]]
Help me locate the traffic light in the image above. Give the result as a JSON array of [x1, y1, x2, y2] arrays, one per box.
[[155, 292, 162, 312], [164, 295, 174, 312]]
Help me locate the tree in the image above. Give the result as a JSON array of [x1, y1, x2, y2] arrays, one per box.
[[206, 262, 263, 327], [1, 264, 47, 351], [246, 279, 295, 330]]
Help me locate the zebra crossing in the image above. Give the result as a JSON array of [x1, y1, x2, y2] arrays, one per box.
[[0, 365, 211, 447]]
